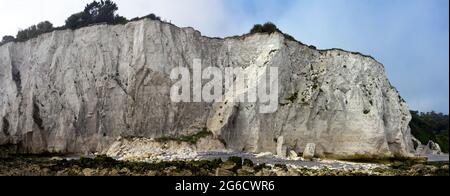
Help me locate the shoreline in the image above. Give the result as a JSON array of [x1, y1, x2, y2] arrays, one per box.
[[1, 154, 448, 176]]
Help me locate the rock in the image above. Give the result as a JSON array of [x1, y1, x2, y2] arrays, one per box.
[[41, 168, 51, 175], [119, 168, 131, 175], [163, 166, 178, 175], [221, 161, 237, 170], [50, 157, 63, 161], [216, 168, 235, 176], [98, 168, 109, 176], [276, 136, 286, 157], [274, 168, 288, 176], [237, 166, 255, 176], [146, 170, 158, 176], [255, 168, 276, 176], [415, 139, 443, 156], [195, 136, 226, 151], [176, 170, 193, 176], [287, 168, 300, 176], [56, 169, 69, 176], [255, 152, 273, 158], [303, 143, 316, 160], [82, 168, 96, 176], [0, 18, 414, 158], [106, 137, 201, 162], [288, 150, 298, 159], [108, 169, 119, 176], [426, 141, 442, 155]]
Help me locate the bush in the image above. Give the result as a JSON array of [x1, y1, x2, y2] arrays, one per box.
[[261, 22, 278, 33], [129, 13, 162, 23], [250, 24, 264, 34], [65, 12, 87, 30], [16, 21, 54, 42], [16, 26, 35, 41], [86, 0, 118, 24], [0, 35, 15, 45], [8, 1, 163, 43], [249, 22, 300, 42], [249, 22, 279, 34], [243, 159, 254, 167], [144, 13, 161, 21], [65, 0, 128, 29], [227, 156, 243, 167], [36, 21, 54, 34], [113, 15, 128, 25]]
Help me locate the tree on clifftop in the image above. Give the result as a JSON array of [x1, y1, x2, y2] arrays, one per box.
[[65, 12, 87, 29], [84, 0, 118, 24], [1, 35, 15, 44], [250, 22, 279, 34], [16, 21, 54, 42], [65, 0, 127, 29], [36, 21, 54, 34]]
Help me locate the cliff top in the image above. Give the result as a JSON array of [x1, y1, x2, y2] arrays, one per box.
[[1, 17, 380, 66]]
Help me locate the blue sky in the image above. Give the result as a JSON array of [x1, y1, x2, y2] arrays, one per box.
[[0, 0, 448, 113]]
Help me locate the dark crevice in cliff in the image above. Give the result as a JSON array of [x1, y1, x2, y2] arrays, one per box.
[[113, 75, 128, 95], [2, 117, 10, 136], [32, 100, 44, 130], [112, 48, 129, 96], [11, 63, 22, 95]]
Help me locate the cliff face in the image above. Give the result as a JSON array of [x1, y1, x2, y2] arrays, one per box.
[[0, 19, 414, 157]]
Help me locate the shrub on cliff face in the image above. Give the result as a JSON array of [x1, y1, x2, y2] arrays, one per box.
[[155, 128, 213, 144]]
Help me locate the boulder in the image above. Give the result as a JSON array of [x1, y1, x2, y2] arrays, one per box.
[[426, 141, 442, 155], [288, 150, 298, 159], [303, 143, 316, 160], [276, 136, 286, 157], [255, 152, 273, 158], [82, 168, 96, 176], [414, 139, 443, 156], [215, 168, 234, 176]]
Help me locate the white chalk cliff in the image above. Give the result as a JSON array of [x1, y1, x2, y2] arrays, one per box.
[[0, 19, 415, 158]]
